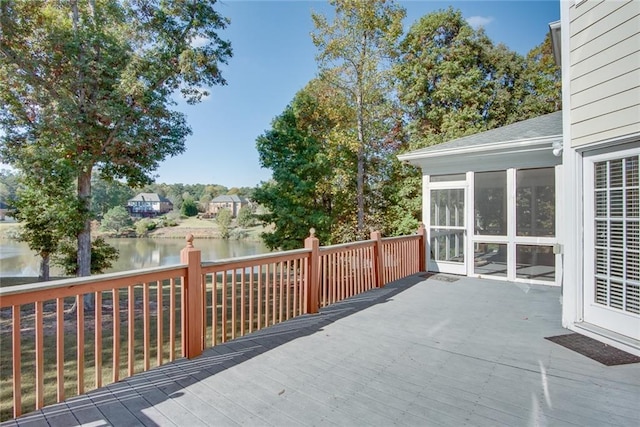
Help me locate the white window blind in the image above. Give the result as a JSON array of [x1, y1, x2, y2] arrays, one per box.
[[593, 155, 640, 314]]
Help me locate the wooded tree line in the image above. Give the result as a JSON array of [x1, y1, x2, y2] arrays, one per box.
[[0, 0, 560, 280], [253, 1, 560, 250]]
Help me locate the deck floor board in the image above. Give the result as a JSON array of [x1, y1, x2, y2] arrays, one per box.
[[4, 275, 639, 426]]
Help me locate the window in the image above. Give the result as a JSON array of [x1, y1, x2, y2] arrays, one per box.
[[430, 173, 466, 182], [593, 156, 639, 314], [474, 171, 507, 235], [516, 245, 555, 282], [430, 188, 465, 263], [516, 168, 555, 237], [474, 243, 507, 277]]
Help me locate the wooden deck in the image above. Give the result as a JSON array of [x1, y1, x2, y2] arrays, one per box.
[[3, 274, 639, 426]]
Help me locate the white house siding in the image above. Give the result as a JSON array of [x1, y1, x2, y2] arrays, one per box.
[[569, 0, 640, 147]]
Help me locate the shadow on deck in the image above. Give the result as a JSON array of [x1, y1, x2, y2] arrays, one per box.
[[4, 274, 639, 426]]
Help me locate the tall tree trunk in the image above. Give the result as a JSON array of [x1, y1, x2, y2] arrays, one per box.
[[356, 93, 365, 236], [39, 251, 50, 281], [78, 168, 93, 309]]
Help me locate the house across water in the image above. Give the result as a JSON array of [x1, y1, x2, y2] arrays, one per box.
[[127, 192, 174, 218]]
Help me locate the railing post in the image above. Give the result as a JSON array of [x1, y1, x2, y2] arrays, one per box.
[[304, 228, 320, 314], [180, 234, 203, 359], [370, 230, 384, 288], [418, 223, 427, 272]]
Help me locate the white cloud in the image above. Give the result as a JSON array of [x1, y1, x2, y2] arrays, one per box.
[[466, 15, 494, 29], [190, 35, 208, 48]]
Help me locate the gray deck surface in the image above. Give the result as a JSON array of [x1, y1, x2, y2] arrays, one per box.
[[4, 275, 640, 426]]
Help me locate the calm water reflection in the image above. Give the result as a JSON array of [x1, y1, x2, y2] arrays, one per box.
[[0, 237, 270, 278]]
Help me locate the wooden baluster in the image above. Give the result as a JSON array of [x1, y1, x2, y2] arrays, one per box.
[[127, 285, 134, 377], [95, 291, 102, 388], [249, 267, 254, 333], [143, 283, 150, 371], [77, 295, 85, 394], [241, 268, 246, 336], [12, 305, 22, 418], [231, 269, 237, 340], [35, 301, 43, 409], [258, 264, 263, 330], [157, 280, 163, 366], [56, 297, 65, 402], [169, 278, 176, 361], [112, 289, 120, 382], [212, 273, 217, 346]]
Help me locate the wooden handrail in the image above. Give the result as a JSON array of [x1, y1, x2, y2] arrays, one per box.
[[0, 265, 188, 307]]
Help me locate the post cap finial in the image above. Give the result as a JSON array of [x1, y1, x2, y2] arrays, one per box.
[[309, 228, 316, 237], [186, 233, 194, 248]]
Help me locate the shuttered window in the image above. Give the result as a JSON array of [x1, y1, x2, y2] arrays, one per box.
[[593, 155, 640, 314]]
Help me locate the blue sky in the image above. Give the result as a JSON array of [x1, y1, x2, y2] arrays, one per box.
[[157, 0, 561, 188]]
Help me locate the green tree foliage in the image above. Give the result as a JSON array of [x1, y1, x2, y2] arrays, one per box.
[[91, 174, 135, 218], [181, 199, 198, 217], [395, 7, 561, 149], [53, 236, 119, 276], [0, 0, 232, 277], [215, 208, 232, 239], [100, 206, 132, 234], [0, 169, 18, 207], [12, 163, 83, 281], [135, 218, 156, 237], [517, 32, 562, 119], [237, 205, 254, 228], [253, 88, 337, 250], [312, 0, 406, 237], [396, 8, 504, 148]]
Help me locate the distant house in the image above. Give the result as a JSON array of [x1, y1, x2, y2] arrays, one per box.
[[208, 195, 249, 217], [127, 193, 173, 217]]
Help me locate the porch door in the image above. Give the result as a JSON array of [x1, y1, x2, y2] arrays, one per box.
[[583, 151, 640, 340], [429, 187, 466, 275]]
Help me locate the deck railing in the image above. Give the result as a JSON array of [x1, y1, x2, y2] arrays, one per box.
[[0, 225, 426, 421]]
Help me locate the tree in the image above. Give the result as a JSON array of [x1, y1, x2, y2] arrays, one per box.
[[91, 175, 135, 218], [181, 199, 198, 217], [12, 163, 83, 281], [395, 8, 503, 148], [312, 0, 405, 237], [253, 87, 337, 250], [100, 206, 132, 234], [54, 236, 119, 276], [516, 32, 562, 119], [0, 169, 18, 208], [0, 0, 232, 278], [215, 208, 232, 239], [237, 205, 254, 228]]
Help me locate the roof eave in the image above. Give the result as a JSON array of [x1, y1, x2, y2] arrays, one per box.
[[398, 135, 563, 175]]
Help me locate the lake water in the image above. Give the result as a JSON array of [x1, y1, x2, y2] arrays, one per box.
[[0, 237, 271, 278]]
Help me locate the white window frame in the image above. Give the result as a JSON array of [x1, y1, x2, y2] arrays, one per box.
[[424, 175, 468, 275], [583, 147, 640, 339], [470, 167, 560, 285]]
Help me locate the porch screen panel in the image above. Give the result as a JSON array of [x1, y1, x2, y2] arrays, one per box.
[[516, 168, 555, 237], [474, 171, 507, 235], [430, 189, 465, 263], [593, 155, 640, 314]]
